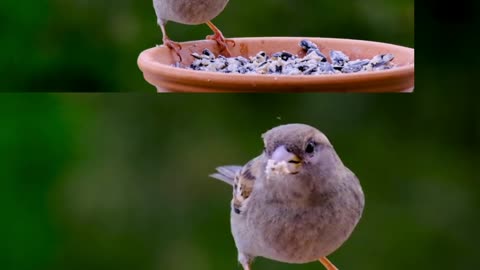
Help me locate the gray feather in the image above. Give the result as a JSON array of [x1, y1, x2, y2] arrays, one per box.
[[210, 165, 243, 186]]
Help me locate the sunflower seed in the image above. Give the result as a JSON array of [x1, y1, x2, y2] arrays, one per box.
[[185, 39, 395, 75]]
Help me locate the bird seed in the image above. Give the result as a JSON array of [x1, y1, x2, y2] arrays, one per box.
[[185, 39, 395, 75]]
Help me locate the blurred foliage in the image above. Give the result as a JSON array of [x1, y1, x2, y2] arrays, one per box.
[[1, 1, 480, 270], [0, 93, 479, 270], [1, 0, 413, 91]]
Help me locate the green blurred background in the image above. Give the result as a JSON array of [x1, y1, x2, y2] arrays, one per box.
[[1, 0, 480, 270], [1, 0, 413, 91], [1, 93, 479, 270]]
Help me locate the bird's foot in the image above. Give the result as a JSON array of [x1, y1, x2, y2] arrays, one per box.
[[319, 257, 338, 270], [163, 38, 183, 62], [205, 21, 234, 57], [206, 33, 236, 46]]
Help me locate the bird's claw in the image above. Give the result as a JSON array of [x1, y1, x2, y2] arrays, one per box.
[[205, 21, 234, 57], [163, 38, 183, 62], [226, 39, 236, 47], [206, 34, 234, 57], [206, 34, 235, 47]]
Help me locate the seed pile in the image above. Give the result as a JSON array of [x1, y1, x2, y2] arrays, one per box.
[[186, 39, 395, 75]]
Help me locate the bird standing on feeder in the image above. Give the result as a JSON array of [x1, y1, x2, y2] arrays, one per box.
[[153, 0, 233, 57]]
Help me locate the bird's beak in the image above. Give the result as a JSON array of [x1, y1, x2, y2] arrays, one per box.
[[271, 145, 300, 163], [266, 145, 302, 176]]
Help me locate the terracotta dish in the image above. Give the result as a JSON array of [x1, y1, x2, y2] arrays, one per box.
[[138, 37, 414, 92]]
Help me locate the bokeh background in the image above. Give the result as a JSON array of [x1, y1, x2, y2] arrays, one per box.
[[2, 1, 480, 270], [1, 93, 479, 270], [1, 0, 414, 91]]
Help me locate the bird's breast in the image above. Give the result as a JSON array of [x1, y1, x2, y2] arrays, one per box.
[[155, 0, 229, 25], [232, 186, 364, 263]]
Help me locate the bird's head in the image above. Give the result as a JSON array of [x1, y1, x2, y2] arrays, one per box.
[[262, 123, 338, 179]]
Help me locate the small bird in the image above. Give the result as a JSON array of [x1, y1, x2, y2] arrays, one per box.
[[211, 124, 365, 270], [152, 0, 233, 57]]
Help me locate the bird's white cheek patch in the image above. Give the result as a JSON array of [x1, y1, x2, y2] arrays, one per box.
[[265, 159, 292, 178]]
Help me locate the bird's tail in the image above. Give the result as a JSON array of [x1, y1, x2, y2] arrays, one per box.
[[210, 165, 242, 186]]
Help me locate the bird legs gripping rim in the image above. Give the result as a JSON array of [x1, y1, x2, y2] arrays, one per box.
[[159, 23, 182, 61], [205, 21, 234, 57]]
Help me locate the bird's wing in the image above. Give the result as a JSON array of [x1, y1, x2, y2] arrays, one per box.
[[210, 165, 243, 186], [211, 159, 259, 214], [232, 160, 258, 214]]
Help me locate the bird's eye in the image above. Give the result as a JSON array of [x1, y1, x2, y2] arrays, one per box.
[[305, 142, 316, 154]]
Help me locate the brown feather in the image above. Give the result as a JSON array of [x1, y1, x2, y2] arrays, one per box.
[[232, 161, 257, 214]]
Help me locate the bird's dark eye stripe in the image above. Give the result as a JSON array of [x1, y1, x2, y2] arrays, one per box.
[[288, 160, 301, 164]]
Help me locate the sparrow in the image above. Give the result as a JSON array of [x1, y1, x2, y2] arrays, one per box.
[[152, 0, 233, 58], [211, 124, 365, 270]]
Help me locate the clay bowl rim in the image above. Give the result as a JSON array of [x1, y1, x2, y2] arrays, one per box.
[[138, 36, 414, 86]]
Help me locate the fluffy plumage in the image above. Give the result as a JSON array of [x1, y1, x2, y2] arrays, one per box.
[[211, 124, 365, 270], [152, 0, 232, 57]]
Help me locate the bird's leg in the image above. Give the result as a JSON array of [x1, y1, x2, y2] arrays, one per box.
[[159, 23, 182, 61], [205, 21, 234, 57], [240, 263, 251, 270], [238, 253, 252, 270], [319, 257, 338, 270]]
